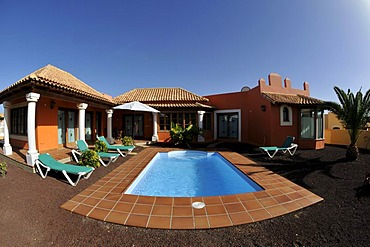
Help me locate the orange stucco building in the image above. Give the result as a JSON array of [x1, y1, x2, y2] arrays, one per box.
[[206, 73, 324, 149], [0, 65, 324, 168]]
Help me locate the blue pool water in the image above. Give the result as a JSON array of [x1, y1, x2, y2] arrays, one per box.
[[124, 151, 263, 197]]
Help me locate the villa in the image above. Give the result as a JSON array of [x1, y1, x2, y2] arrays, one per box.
[[0, 64, 324, 168]]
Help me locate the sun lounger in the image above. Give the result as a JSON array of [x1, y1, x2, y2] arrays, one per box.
[[259, 136, 298, 158], [72, 140, 120, 167], [97, 136, 135, 157], [35, 153, 94, 186]]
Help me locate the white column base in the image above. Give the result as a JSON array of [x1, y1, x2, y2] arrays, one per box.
[[151, 135, 158, 142], [26, 152, 39, 167], [106, 137, 114, 144], [3, 144, 12, 155], [198, 135, 205, 142]]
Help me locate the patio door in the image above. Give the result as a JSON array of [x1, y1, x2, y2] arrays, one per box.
[[58, 110, 77, 147], [123, 115, 144, 138], [85, 112, 92, 141], [217, 113, 238, 139]]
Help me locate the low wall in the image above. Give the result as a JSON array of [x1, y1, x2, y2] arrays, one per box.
[[325, 129, 370, 150]]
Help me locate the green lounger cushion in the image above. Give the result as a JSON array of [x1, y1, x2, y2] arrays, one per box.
[[38, 153, 93, 175]]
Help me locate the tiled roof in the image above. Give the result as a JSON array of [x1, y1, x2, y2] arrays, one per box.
[[262, 92, 323, 105], [147, 102, 214, 108], [114, 88, 209, 104], [0, 64, 113, 104]]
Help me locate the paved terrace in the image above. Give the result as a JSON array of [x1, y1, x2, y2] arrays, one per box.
[[0, 144, 323, 229]]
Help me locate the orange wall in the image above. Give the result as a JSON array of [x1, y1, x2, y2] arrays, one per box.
[[8, 96, 109, 152]]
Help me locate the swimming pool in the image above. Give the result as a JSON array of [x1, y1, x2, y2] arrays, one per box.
[[124, 150, 263, 197]]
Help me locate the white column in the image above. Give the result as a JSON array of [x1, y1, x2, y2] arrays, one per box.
[[2, 101, 12, 155], [77, 103, 88, 141], [106, 109, 114, 144], [151, 112, 158, 142], [26, 92, 40, 167], [197, 111, 205, 142]]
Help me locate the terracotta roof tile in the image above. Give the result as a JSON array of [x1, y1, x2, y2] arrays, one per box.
[[262, 92, 322, 105], [113, 88, 209, 104], [147, 102, 214, 108], [0, 64, 113, 104]]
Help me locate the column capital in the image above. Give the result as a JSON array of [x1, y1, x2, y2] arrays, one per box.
[[77, 103, 88, 110], [3, 101, 11, 108], [197, 110, 206, 115], [26, 92, 40, 102], [106, 109, 114, 115]]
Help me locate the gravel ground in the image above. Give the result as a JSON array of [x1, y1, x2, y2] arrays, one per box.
[[0, 145, 369, 247]]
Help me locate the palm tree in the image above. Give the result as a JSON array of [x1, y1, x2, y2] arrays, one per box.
[[323, 86, 370, 161]]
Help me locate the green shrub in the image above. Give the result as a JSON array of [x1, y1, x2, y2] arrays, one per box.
[[121, 136, 135, 146], [170, 123, 202, 148], [79, 150, 100, 168], [94, 140, 108, 152], [0, 161, 7, 177]]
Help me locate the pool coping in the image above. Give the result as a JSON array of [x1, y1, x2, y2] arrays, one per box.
[[61, 147, 323, 229]]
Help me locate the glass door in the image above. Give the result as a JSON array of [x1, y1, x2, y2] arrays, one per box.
[[217, 113, 238, 139], [58, 110, 66, 145], [123, 115, 144, 138], [85, 112, 92, 141], [67, 111, 76, 144]]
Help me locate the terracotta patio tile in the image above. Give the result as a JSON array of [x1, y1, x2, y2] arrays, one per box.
[[78, 189, 95, 197], [267, 188, 284, 197], [88, 208, 110, 220], [249, 209, 271, 222], [121, 195, 138, 203], [60, 201, 78, 211], [125, 214, 149, 228], [82, 197, 101, 206], [287, 192, 304, 200], [259, 197, 279, 207], [90, 191, 108, 199], [266, 205, 289, 217], [229, 212, 253, 225], [137, 196, 156, 204], [253, 191, 270, 199], [224, 203, 246, 214], [206, 205, 227, 215], [171, 217, 194, 229], [173, 197, 192, 206], [155, 197, 173, 205], [274, 194, 292, 204], [104, 211, 129, 224], [202, 196, 222, 204], [282, 201, 302, 211], [151, 205, 172, 216], [242, 200, 263, 211], [131, 204, 153, 215], [70, 194, 87, 203], [221, 195, 239, 203], [113, 202, 134, 213], [237, 193, 255, 201], [172, 206, 193, 216], [96, 200, 117, 210], [147, 216, 171, 229], [208, 215, 232, 228], [295, 197, 313, 207], [194, 216, 210, 229], [193, 207, 206, 216], [73, 204, 93, 215]]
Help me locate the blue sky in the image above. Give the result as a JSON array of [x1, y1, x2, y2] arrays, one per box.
[[1, 0, 370, 113]]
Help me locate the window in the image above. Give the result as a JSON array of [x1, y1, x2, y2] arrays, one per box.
[[300, 108, 324, 139], [159, 112, 197, 130], [280, 105, 292, 126], [11, 107, 28, 135]]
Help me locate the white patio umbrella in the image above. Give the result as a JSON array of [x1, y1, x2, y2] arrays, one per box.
[[113, 101, 160, 113]]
